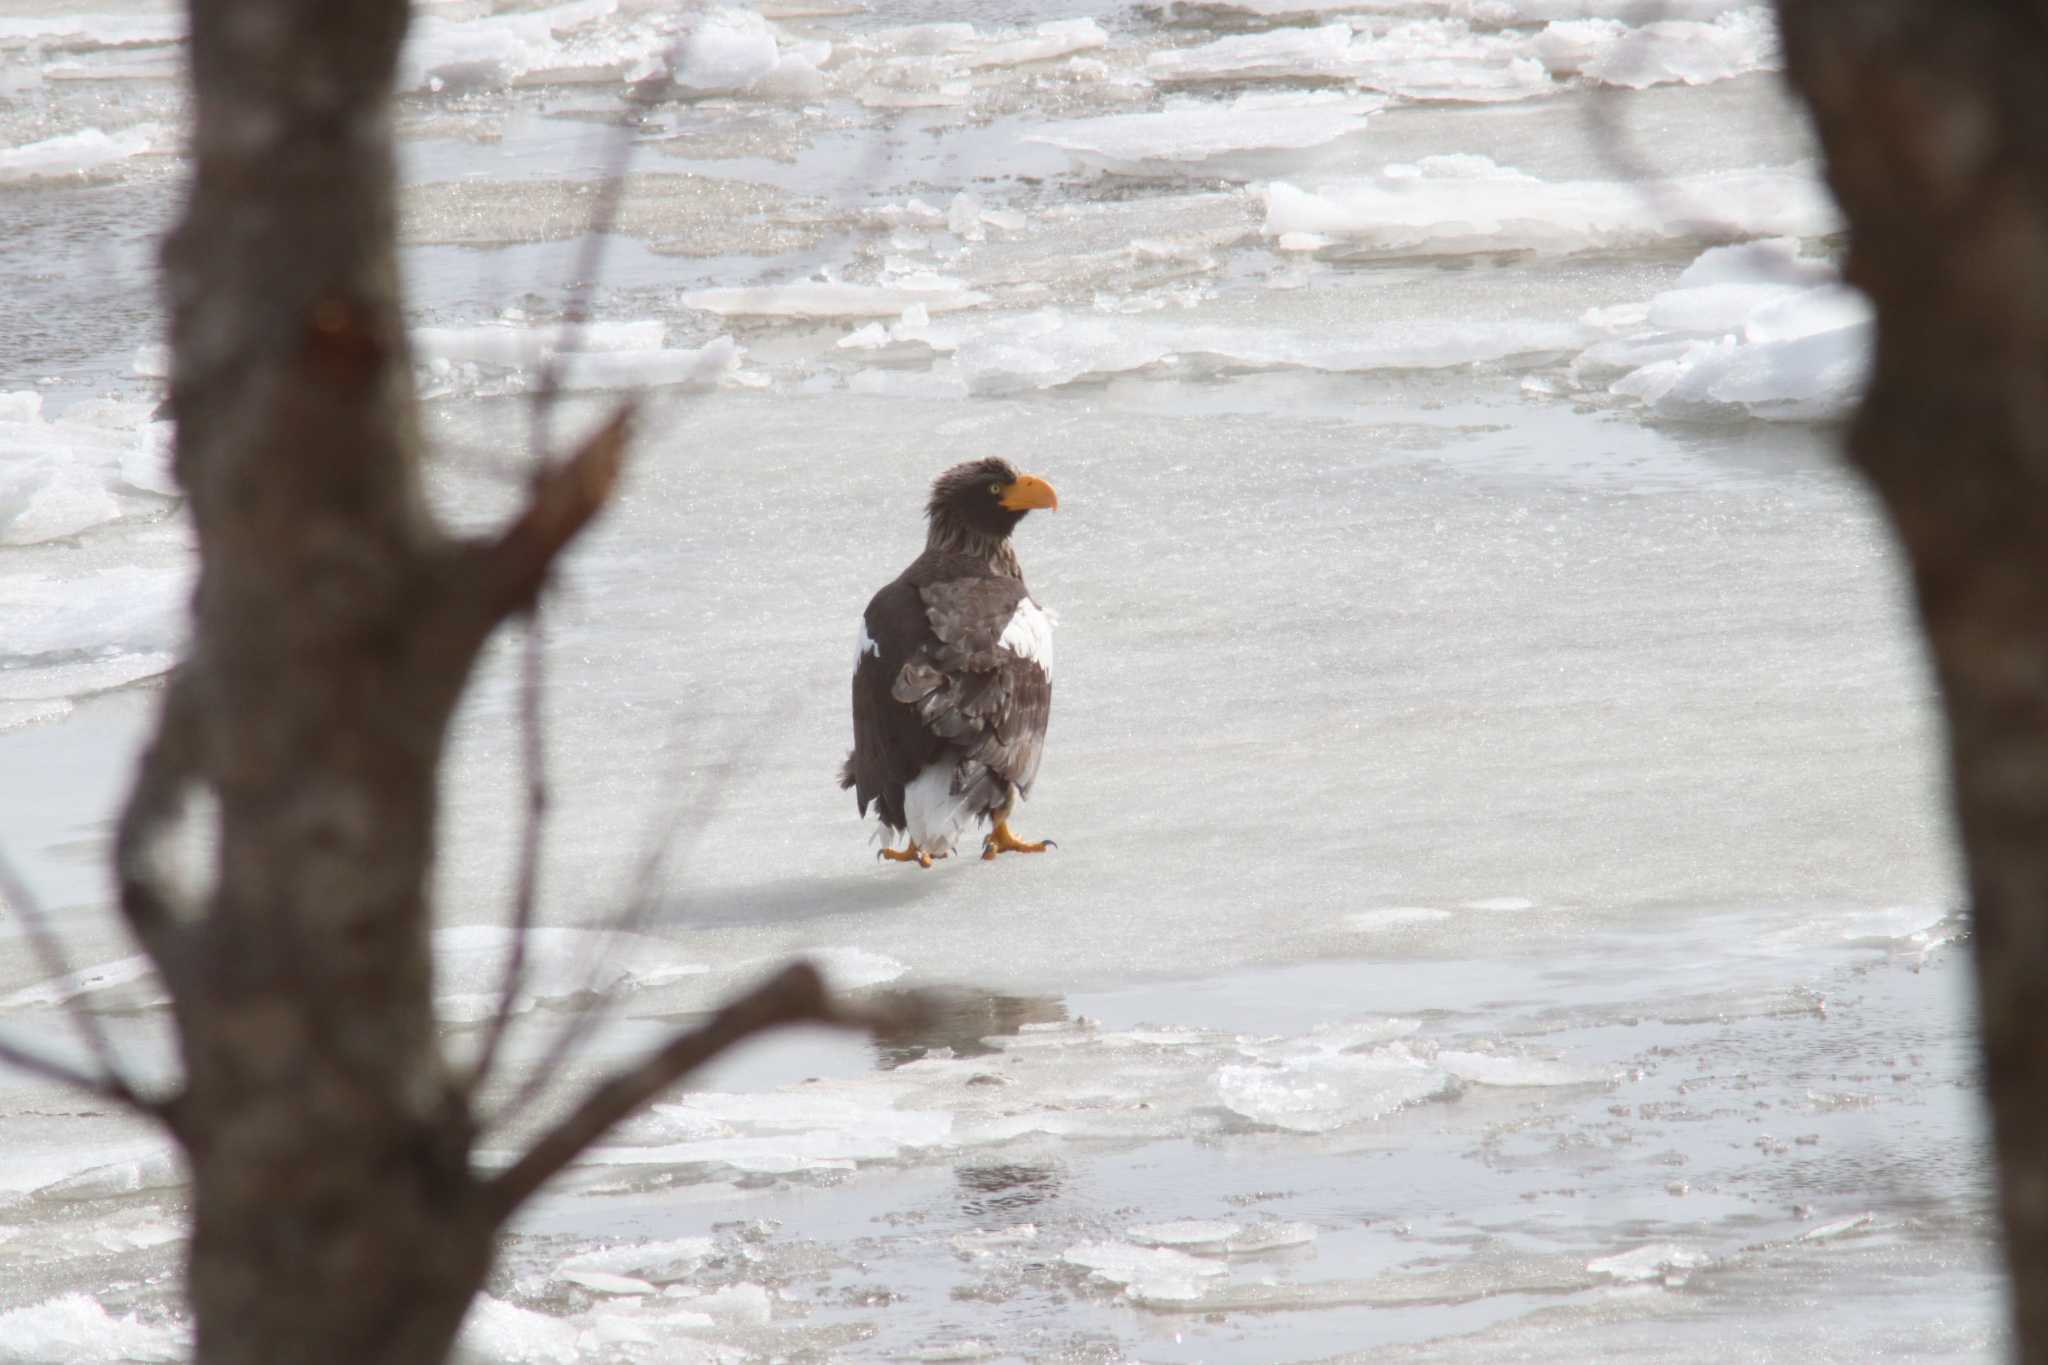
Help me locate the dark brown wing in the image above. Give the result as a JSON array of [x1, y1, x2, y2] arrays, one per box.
[[893, 576, 1053, 802], [845, 577, 944, 831]]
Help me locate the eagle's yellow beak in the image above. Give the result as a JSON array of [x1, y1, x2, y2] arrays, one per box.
[[999, 474, 1059, 511]]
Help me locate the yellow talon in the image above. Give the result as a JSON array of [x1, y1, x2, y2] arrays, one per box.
[[879, 843, 935, 868], [982, 820, 1055, 860]]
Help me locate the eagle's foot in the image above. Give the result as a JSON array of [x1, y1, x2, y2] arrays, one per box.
[[981, 820, 1055, 860], [878, 843, 936, 869]]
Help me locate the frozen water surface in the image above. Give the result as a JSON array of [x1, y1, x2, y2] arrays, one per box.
[[0, 0, 1996, 1359]]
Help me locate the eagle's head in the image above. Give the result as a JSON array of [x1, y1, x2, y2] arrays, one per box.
[[927, 458, 1059, 539]]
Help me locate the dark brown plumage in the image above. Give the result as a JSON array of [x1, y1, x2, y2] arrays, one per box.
[[841, 458, 1058, 866]]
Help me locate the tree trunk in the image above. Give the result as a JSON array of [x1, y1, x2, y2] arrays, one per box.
[[151, 1, 505, 1359], [1776, 3, 2048, 1356]]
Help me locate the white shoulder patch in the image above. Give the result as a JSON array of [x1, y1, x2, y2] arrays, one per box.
[[856, 619, 881, 670], [998, 597, 1054, 675]]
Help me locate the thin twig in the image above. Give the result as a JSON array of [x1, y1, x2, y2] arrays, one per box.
[[484, 693, 804, 1133], [1579, 0, 1820, 278], [0, 1032, 153, 1111], [484, 961, 931, 1222], [0, 844, 145, 1108]]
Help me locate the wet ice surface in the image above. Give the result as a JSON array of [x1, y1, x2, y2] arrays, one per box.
[[0, 0, 1999, 1359]]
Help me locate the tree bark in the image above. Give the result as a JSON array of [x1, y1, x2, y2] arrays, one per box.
[[1776, 3, 2048, 1356], [152, 1, 504, 1360]]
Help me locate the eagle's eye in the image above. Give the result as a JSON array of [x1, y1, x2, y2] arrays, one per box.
[[988, 481, 1004, 496]]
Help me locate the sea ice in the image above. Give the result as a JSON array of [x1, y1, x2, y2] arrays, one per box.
[[1063, 1241, 1229, 1302], [1536, 9, 1780, 89], [923, 308, 1588, 395], [0, 123, 163, 182], [1147, 24, 1358, 85], [0, 1294, 185, 1364], [0, 566, 189, 667], [1215, 1040, 1450, 1133], [1585, 1243, 1713, 1282], [1264, 156, 1839, 257], [1025, 91, 1384, 180], [1576, 239, 1871, 420]]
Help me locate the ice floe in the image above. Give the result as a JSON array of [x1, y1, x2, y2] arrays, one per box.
[[1571, 238, 1870, 421], [0, 394, 172, 545], [1536, 8, 1779, 88], [1065, 1241, 1229, 1302], [1026, 91, 1384, 180], [1265, 156, 1838, 257], [413, 322, 743, 396], [0, 123, 166, 182], [0, 1295, 185, 1364], [911, 307, 1589, 396]]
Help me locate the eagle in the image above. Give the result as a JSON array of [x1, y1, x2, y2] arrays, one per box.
[[841, 458, 1059, 867]]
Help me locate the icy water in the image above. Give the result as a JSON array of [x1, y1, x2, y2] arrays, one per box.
[[0, 0, 1998, 1360]]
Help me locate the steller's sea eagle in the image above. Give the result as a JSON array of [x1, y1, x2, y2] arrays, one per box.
[[841, 458, 1059, 867]]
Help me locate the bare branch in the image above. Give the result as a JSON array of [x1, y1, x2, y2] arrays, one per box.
[[0, 844, 148, 1109], [112, 670, 202, 971], [484, 694, 806, 1134], [484, 961, 929, 1221], [473, 401, 635, 624]]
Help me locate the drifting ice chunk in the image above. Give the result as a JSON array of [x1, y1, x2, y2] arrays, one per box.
[[1063, 1241, 1228, 1302], [1264, 156, 1838, 256], [1128, 1219, 1239, 1251], [1025, 91, 1384, 180], [1148, 24, 1355, 84], [0, 123, 163, 182], [1536, 10, 1779, 89], [672, 7, 782, 92], [962, 18, 1107, 69], [1215, 1041, 1451, 1133], [0, 565, 189, 665], [1586, 1243, 1712, 1282], [558, 1237, 716, 1286], [929, 309, 1588, 395]]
